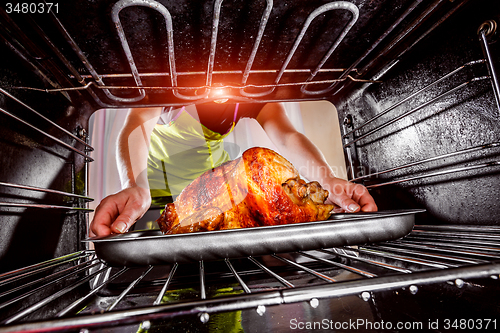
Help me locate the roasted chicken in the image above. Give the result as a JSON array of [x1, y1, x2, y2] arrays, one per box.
[[156, 147, 334, 234]]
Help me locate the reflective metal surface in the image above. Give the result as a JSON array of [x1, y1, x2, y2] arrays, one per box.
[[1, 223, 499, 332], [89, 210, 421, 265]]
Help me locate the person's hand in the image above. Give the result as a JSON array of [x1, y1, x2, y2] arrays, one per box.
[[90, 186, 151, 237], [326, 178, 377, 213]]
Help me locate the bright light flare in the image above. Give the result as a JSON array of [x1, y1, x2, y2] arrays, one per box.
[[211, 86, 230, 104]]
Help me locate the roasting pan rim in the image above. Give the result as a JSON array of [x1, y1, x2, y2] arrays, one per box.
[[85, 209, 425, 243], [88, 209, 424, 265]]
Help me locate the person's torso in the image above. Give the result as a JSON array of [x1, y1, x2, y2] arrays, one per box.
[[147, 103, 264, 204]]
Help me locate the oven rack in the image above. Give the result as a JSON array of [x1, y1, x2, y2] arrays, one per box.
[[0, 225, 499, 332], [0, 88, 94, 212], [342, 60, 490, 147], [342, 20, 500, 187], [0, 87, 93, 160], [1, 0, 464, 106]]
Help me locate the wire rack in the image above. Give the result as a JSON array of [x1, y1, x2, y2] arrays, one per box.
[[0, 225, 499, 332]]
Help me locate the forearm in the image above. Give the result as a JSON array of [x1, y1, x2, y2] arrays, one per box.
[[256, 103, 337, 183], [277, 131, 337, 184], [257, 102, 377, 212], [117, 127, 151, 189], [117, 107, 162, 189], [91, 107, 162, 236]]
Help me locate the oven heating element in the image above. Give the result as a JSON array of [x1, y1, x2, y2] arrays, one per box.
[[8, 0, 479, 105]]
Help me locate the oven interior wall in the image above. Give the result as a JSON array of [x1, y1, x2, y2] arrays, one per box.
[[0, 0, 499, 331], [1, 0, 446, 275], [0, 0, 498, 273], [333, 0, 500, 225], [0, 41, 91, 273]]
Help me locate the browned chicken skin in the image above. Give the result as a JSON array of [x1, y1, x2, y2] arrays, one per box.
[[156, 147, 334, 234]]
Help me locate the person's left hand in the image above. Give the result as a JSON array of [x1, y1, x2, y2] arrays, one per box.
[[325, 178, 377, 213]]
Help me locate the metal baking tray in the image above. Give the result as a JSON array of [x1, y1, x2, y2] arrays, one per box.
[[86, 209, 425, 266]]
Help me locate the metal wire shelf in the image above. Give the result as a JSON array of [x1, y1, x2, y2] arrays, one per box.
[[0, 225, 498, 332], [0, 90, 94, 212], [343, 59, 500, 187]]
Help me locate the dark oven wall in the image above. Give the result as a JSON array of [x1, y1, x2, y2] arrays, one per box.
[[333, 0, 500, 226], [0, 26, 93, 273]]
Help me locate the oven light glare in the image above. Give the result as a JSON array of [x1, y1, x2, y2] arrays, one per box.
[[211, 86, 230, 103]]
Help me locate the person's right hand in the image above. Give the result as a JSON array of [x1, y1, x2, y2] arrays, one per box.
[[90, 186, 151, 237]]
